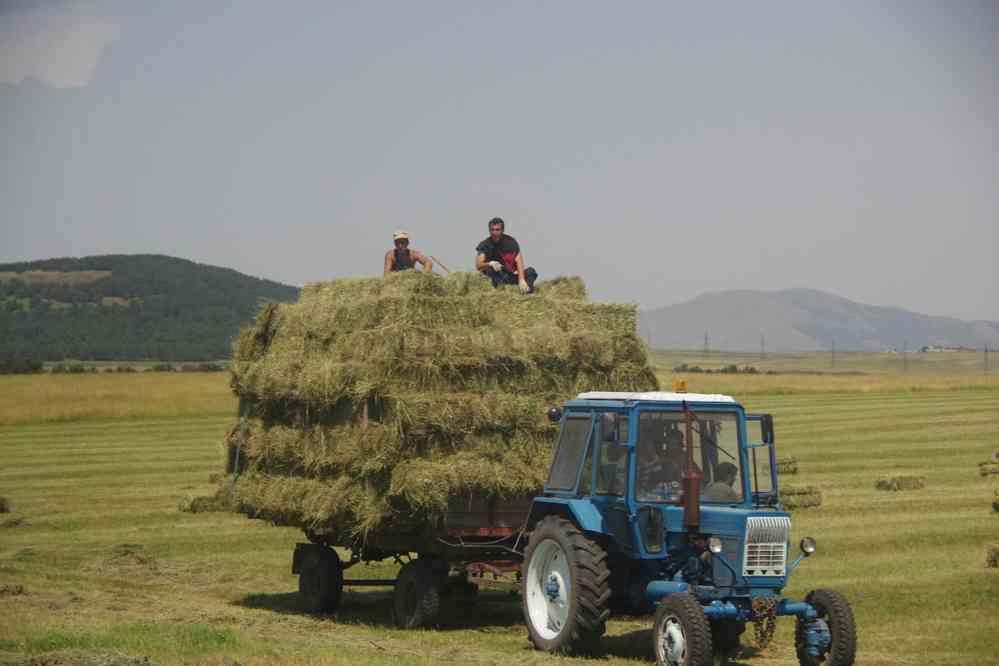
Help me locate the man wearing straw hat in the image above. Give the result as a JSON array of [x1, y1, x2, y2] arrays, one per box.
[[475, 217, 537, 294], [384, 230, 433, 275]]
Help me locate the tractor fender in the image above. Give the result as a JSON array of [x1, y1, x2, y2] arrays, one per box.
[[524, 497, 606, 535]]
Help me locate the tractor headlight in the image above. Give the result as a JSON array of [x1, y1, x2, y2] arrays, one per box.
[[708, 537, 723, 554], [800, 537, 817, 556]]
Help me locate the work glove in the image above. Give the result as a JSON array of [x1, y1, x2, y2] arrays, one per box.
[[488, 261, 503, 272], [519, 278, 530, 294]]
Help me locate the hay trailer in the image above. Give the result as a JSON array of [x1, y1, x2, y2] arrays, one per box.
[[293, 390, 857, 666], [292, 492, 533, 628]]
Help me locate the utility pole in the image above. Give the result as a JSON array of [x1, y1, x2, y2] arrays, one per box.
[[903, 340, 908, 373], [986, 345, 990, 376], [703, 330, 710, 355], [760, 333, 766, 360], [831, 340, 836, 369]]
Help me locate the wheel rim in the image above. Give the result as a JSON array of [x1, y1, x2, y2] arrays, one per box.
[[526, 538, 571, 640], [657, 615, 687, 666]]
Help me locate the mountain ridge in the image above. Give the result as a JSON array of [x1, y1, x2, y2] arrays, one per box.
[[639, 288, 999, 352]]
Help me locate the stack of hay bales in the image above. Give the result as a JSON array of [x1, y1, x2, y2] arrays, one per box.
[[223, 271, 658, 545], [776, 457, 798, 475], [875, 475, 926, 491], [781, 485, 822, 510]]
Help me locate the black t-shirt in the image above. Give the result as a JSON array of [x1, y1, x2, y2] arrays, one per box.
[[476, 234, 520, 272]]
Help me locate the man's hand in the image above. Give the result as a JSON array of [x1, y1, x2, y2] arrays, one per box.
[[488, 260, 503, 272], [519, 278, 530, 294]]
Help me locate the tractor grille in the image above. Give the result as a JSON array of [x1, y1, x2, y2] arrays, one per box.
[[742, 516, 790, 577]]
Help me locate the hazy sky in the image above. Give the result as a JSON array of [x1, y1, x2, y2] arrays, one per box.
[[2, 1, 996, 320]]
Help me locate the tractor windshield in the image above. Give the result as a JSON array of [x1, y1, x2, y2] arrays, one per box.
[[636, 411, 743, 503]]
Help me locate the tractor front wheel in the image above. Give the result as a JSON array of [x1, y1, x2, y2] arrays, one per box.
[[795, 589, 857, 666], [652, 593, 713, 666], [521, 515, 610, 654], [298, 546, 343, 613]]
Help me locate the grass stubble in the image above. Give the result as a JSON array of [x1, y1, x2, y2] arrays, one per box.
[[0, 353, 997, 665]]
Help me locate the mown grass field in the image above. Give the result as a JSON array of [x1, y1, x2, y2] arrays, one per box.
[[1, 354, 997, 665]]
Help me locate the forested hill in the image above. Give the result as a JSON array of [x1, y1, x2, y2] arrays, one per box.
[[0, 254, 299, 361]]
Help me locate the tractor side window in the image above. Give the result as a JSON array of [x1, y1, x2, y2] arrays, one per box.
[[547, 415, 592, 491]]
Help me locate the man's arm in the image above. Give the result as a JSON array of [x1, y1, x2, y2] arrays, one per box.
[[383, 250, 394, 276], [413, 250, 434, 272], [475, 252, 489, 272], [514, 252, 526, 281]]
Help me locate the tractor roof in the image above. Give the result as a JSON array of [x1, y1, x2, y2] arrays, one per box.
[[574, 391, 737, 404]]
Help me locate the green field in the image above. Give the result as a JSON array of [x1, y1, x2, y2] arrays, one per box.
[[1, 353, 997, 665]]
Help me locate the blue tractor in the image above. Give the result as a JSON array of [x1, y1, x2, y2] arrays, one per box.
[[520, 391, 856, 666]]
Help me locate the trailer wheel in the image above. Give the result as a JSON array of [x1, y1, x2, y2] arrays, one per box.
[[393, 559, 444, 629], [521, 515, 610, 654], [652, 593, 712, 666], [795, 589, 856, 666], [298, 547, 343, 613], [711, 619, 745, 657]]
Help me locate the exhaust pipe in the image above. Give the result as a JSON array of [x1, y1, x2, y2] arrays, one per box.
[[682, 401, 702, 530]]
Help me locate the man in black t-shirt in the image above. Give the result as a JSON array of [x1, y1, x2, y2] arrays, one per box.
[[475, 217, 537, 293]]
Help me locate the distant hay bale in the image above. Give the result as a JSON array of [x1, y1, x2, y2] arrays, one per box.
[[987, 544, 999, 568], [179, 487, 233, 514], [781, 485, 822, 510], [222, 271, 657, 544], [776, 457, 798, 475], [0, 496, 9, 513], [876, 475, 926, 492], [992, 490, 998, 514], [979, 461, 999, 477]]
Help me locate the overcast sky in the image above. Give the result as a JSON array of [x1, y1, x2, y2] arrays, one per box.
[[1, 1, 996, 320]]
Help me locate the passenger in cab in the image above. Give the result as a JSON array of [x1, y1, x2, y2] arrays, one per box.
[[703, 462, 741, 502]]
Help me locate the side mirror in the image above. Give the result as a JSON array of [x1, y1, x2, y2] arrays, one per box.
[[761, 414, 774, 444], [601, 412, 619, 443], [547, 406, 563, 423]]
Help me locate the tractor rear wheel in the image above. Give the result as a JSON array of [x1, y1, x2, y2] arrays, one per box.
[[652, 593, 712, 666], [298, 547, 343, 613], [393, 559, 445, 629], [521, 515, 610, 654], [795, 589, 856, 666]]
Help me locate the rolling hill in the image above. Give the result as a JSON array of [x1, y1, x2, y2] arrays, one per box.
[[0, 254, 299, 361], [639, 288, 999, 352]]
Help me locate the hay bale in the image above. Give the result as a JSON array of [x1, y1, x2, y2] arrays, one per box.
[[781, 485, 822, 510], [875, 475, 926, 492], [992, 490, 998, 514], [979, 461, 999, 477], [0, 496, 9, 513], [776, 457, 798, 475], [987, 544, 999, 568], [223, 271, 658, 543]]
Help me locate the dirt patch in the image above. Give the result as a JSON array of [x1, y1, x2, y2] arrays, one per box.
[[2, 650, 152, 666], [0, 583, 26, 596]]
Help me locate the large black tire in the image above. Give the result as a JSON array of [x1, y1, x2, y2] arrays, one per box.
[[298, 547, 343, 613], [711, 619, 745, 658], [521, 516, 611, 654], [393, 559, 444, 629], [652, 593, 713, 666], [795, 589, 857, 666]]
